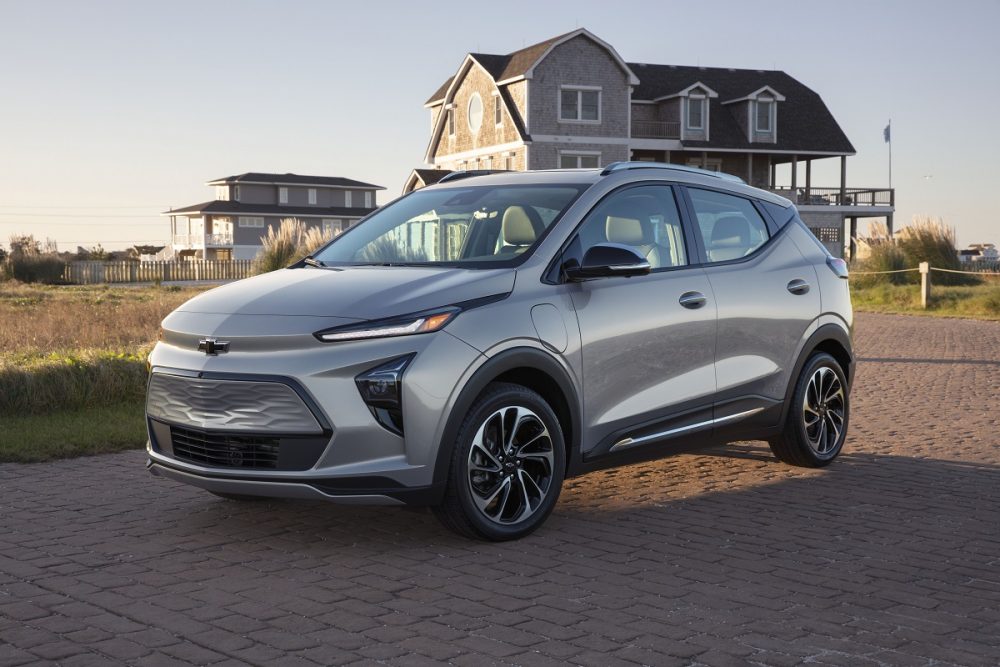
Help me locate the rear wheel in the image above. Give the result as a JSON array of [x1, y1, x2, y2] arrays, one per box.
[[433, 383, 565, 541], [769, 352, 849, 467]]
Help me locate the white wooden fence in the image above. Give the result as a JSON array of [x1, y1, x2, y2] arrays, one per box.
[[63, 260, 255, 284]]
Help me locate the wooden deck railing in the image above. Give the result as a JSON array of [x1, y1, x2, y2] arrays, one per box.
[[630, 120, 681, 139], [769, 187, 895, 207]]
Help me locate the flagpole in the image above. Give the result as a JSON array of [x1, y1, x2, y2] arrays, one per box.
[[887, 118, 892, 190]]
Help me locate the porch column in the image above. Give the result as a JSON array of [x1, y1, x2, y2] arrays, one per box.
[[701, 151, 708, 169], [768, 155, 774, 187], [805, 160, 812, 200], [886, 213, 894, 238], [849, 217, 858, 262], [791, 155, 798, 198], [840, 155, 847, 205], [665, 150, 671, 164], [747, 153, 754, 186]]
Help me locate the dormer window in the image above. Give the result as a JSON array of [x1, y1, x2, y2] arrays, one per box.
[[686, 96, 706, 130], [755, 98, 774, 132]]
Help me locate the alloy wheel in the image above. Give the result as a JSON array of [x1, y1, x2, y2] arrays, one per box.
[[467, 405, 554, 525], [802, 366, 846, 455]]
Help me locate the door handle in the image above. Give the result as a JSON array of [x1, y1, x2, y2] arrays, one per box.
[[679, 291, 707, 309], [787, 279, 811, 295]]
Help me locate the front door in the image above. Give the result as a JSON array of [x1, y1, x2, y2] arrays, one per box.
[[565, 184, 718, 459]]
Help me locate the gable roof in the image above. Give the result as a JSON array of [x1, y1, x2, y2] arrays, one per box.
[[206, 172, 385, 189], [630, 63, 855, 154], [425, 29, 638, 106]]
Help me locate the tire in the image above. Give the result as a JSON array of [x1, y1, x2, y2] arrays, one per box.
[[208, 491, 267, 501], [433, 382, 566, 541], [769, 352, 849, 467]]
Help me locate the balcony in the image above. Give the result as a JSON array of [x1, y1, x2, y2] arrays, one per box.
[[206, 233, 233, 247], [172, 233, 233, 248], [768, 187, 894, 208], [631, 120, 681, 139]]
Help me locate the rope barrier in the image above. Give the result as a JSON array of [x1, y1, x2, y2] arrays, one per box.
[[929, 267, 1000, 276], [849, 268, 920, 275]]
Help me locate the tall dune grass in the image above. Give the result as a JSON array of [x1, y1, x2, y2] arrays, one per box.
[[255, 218, 334, 274], [853, 216, 976, 287]]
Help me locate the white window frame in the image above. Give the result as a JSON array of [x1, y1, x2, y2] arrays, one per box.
[[278, 187, 288, 204], [755, 98, 774, 133], [558, 85, 602, 124], [238, 216, 264, 228], [345, 191, 352, 208], [559, 150, 601, 169], [686, 96, 706, 131], [322, 218, 341, 236], [364, 191, 372, 208], [308, 188, 317, 205]]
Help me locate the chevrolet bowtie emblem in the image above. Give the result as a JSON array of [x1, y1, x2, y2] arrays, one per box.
[[198, 338, 230, 355]]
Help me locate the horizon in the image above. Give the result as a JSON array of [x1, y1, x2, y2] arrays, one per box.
[[1, 0, 997, 251]]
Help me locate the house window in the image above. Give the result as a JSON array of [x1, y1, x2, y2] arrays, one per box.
[[467, 93, 483, 133], [686, 97, 705, 130], [278, 187, 288, 204], [233, 185, 240, 202], [345, 191, 352, 207], [322, 219, 342, 236], [308, 188, 317, 205], [448, 108, 455, 136], [755, 99, 773, 132], [494, 95, 502, 126], [559, 152, 600, 169], [364, 191, 372, 208], [216, 186, 229, 201], [238, 216, 264, 228], [559, 87, 601, 122]]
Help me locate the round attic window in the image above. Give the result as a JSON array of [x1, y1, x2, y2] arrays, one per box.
[[467, 93, 484, 134]]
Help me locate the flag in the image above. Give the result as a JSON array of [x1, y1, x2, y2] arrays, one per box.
[[883, 123, 891, 143]]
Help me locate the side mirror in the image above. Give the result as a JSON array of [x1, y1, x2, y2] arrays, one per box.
[[564, 243, 651, 281]]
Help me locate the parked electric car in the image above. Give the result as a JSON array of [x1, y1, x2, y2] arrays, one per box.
[[146, 163, 853, 540]]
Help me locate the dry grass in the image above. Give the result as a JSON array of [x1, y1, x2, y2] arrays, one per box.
[[0, 281, 205, 355]]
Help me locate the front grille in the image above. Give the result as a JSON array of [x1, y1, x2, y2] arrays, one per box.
[[171, 426, 281, 469]]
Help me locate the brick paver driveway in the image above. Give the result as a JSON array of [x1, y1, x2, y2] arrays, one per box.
[[2, 313, 999, 666]]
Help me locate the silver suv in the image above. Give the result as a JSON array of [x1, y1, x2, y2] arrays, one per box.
[[146, 163, 854, 540]]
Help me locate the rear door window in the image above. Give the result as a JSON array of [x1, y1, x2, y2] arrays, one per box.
[[687, 188, 770, 263]]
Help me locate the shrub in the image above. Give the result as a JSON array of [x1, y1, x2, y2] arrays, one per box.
[[852, 222, 909, 287], [896, 216, 975, 286], [5, 253, 66, 284]]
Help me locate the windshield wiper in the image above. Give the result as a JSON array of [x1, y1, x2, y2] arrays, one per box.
[[303, 256, 325, 267]]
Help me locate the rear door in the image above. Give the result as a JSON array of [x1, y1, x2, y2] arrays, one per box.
[[564, 184, 718, 459], [681, 186, 821, 429]]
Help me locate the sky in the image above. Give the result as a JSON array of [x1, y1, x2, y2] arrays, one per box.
[[1, 0, 997, 250]]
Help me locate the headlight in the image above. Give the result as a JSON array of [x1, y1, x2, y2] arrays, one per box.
[[314, 307, 459, 342]]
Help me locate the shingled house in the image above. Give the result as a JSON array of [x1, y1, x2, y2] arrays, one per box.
[[163, 172, 384, 260], [408, 28, 893, 257]]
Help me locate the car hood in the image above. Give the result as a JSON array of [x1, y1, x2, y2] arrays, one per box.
[[175, 265, 516, 320]]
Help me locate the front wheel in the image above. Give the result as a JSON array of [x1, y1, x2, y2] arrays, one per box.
[[433, 383, 565, 541], [769, 352, 849, 467]]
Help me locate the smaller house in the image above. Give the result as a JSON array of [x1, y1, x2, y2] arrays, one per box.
[[163, 172, 385, 260], [403, 169, 454, 193], [959, 243, 998, 263]]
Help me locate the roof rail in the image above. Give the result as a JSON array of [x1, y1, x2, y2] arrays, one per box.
[[437, 169, 511, 184], [600, 161, 745, 183]]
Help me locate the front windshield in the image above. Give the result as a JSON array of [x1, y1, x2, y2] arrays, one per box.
[[313, 184, 585, 268]]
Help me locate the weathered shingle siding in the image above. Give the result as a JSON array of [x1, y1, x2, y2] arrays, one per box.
[[432, 62, 522, 164], [527, 35, 630, 139]]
